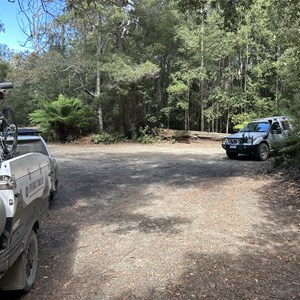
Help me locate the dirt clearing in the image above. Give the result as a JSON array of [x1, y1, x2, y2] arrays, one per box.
[[10, 141, 300, 299]]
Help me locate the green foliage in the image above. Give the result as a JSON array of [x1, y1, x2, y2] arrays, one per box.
[[167, 80, 188, 96], [29, 95, 97, 142], [137, 126, 162, 144], [3, 0, 300, 145], [273, 134, 300, 169], [231, 112, 260, 130], [0, 61, 9, 81], [102, 55, 160, 84], [91, 132, 125, 144], [167, 79, 189, 111], [279, 135, 300, 158]]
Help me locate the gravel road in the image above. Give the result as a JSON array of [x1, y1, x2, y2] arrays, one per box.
[[13, 141, 300, 299]]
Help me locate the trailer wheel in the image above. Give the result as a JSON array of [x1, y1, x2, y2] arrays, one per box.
[[22, 230, 38, 293]]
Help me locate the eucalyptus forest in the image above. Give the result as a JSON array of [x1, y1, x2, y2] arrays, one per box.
[[0, 0, 299, 149]]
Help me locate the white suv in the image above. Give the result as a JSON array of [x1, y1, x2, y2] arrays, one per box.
[[222, 116, 290, 160]]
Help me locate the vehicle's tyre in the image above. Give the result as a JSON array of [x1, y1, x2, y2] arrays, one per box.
[[226, 151, 238, 159], [255, 143, 269, 161], [22, 230, 38, 293], [0, 198, 6, 236]]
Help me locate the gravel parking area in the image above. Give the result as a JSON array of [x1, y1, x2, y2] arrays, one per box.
[[13, 141, 300, 299]]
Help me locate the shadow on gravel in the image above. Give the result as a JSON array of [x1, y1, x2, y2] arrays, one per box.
[[114, 250, 299, 299], [102, 213, 191, 235], [20, 148, 280, 300], [246, 171, 300, 260], [112, 172, 300, 299], [50, 152, 269, 212]]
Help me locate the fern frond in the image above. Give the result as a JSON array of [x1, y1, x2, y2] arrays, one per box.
[[279, 135, 300, 157]]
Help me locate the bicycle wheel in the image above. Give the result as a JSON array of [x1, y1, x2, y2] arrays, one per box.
[[1, 108, 18, 157]]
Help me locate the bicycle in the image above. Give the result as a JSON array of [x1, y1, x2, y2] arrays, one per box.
[[0, 82, 18, 159]]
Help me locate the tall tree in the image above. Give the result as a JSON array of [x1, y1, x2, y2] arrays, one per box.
[[4, 0, 300, 137], [16, 0, 64, 52]]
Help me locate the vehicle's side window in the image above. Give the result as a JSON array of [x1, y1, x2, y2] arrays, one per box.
[[281, 120, 290, 130], [271, 122, 280, 131]]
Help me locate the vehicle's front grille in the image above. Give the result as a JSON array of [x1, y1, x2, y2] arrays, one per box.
[[227, 139, 242, 145]]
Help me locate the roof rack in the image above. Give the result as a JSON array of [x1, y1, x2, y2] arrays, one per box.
[[17, 128, 41, 136]]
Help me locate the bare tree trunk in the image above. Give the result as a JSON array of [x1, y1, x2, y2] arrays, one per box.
[[98, 107, 103, 132], [199, 2, 205, 131], [226, 110, 229, 134], [275, 46, 280, 109], [200, 79, 205, 131], [185, 88, 190, 131], [244, 33, 249, 93], [96, 33, 103, 132]]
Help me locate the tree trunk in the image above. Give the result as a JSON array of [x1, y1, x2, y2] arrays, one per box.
[[96, 33, 103, 132], [98, 107, 103, 132], [185, 88, 190, 131], [226, 110, 229, 134], [244, 32, 249, 93], [275, 46, 280, 109], [199, 2, 205, 132]]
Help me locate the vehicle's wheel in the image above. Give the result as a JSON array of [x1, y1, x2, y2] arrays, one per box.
[[22, 230, 38, 293], [0, 198, 6, 237], [226, 151, 238, 159], [255, 143, 269, 161]]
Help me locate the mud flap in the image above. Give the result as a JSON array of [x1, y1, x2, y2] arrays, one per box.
[[0, 254, 25, 291]]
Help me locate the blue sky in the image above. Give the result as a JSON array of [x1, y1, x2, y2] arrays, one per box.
[[0, 0, 28, 51], [0, 0, 134, 52]]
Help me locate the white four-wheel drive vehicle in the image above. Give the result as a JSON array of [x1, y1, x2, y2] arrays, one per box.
[[222, 116, 290, 160], [0, 152, 51, 293], [0, 82, 54, 293]]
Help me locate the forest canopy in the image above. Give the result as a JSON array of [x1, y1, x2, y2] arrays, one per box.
[[0, 0, 299, 140]]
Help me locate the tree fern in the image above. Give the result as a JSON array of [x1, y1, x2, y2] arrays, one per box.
[[29, 95, 97, 142], [279, 135, 300, 157]]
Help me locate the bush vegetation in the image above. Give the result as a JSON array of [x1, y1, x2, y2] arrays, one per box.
[[91, 132, 125, 144]]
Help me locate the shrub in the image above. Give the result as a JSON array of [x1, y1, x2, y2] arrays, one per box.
[[137, 126, 162, 144], [91, 132, 125, 144]]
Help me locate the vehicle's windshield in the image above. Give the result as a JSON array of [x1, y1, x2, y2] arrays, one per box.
[[240, 122, 270, 132]]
